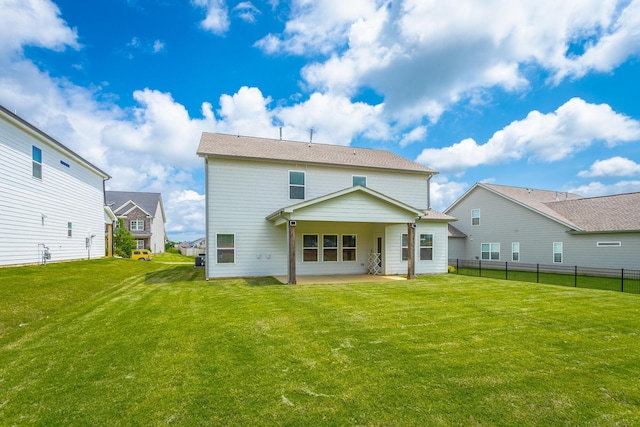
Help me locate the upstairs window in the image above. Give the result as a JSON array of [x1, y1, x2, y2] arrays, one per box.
[[67, 222, 73, 237], [32, 146, 42, 179], [131, 220, 144, 231], [289, 171, 305, 199], [419, 234, 433, 261], [352, 176, 367, 187], [471, 209, 480, 226]]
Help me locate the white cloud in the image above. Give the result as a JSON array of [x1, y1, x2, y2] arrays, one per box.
[[416, 98, 640, 174], [399, 126, 426, 148], [429, 177, 470, 212], [578, 157, 640, 178], [0, 0, 80, 54], [568, 180, 640, 197], [153, 40, 165, 53], [233, 2, 261, 24], [259, 0, 640, 131], [276, 92, 389, 144], [193, 0, 230, 35]]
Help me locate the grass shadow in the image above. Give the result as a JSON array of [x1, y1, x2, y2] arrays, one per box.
[[244, 276, 285, 287], [144, 265, 206, 284]]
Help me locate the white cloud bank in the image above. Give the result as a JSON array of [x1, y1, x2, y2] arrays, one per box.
[[416, 98, 640, 174]]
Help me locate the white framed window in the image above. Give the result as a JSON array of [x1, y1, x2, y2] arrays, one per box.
[[553, 242, 563, 263], [401, 233, 408, 261], [471, 209, 480, 226], [352, 175, 367, 187], [67, 222, 72, 237], [303, 234, 318, 262], [597, 241, 621, 247], [481, 243, 500, 260], [419, 234, 433, 261], [216, 234, 235, 264], [136, 240, 145, 249], [130, 220, 144, 231], [512, 242, 520, 261], [32, 146, 42, 179], [342, 235, 357, 261], [289, 171, 305, 200], [323, 234, 338, 262]]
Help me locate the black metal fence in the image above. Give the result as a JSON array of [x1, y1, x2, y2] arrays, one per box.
[[449, 259, 640, 295]]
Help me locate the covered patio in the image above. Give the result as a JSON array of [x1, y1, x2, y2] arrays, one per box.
[[274, 274, 407, 285]]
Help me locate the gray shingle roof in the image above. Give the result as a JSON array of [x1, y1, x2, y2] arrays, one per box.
[[197, 133, 437, 174], [546, 192, 640, 232], [106, 191, 164, 220], [475, 183, 640, 232]]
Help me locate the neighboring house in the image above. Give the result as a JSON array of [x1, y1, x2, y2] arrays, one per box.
[[0, 105, 112, 266], [106, 191, 167, 253], [197, 133, 455, 283], [445, 183, 640, 270]]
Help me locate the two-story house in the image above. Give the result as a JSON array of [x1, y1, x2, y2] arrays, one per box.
[[106, 191, 167, 253], [0, 105, 112, 266], [445, 183, 640, 270], [197, 133, 454, 283]]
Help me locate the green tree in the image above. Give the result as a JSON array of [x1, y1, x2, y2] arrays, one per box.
[[113, 218, 136, 258]]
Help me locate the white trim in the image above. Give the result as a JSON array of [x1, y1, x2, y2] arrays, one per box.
[[216, 233, 236, 264], [341, 234, 357, 262], [322, 234, 338, 262], [289, 170, 306, 200], [553, 242, 563, 263], [302, 234, 319, 262]]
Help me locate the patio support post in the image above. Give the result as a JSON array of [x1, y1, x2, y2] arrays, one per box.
[[288, 220, 297, 284], [407, 223, 416, 280]]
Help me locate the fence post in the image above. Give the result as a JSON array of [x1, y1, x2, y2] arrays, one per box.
[[574, 266, 578, 287], [457, 258, 459, 274], [621, 268, 624, 293], [536, 264, 539, 283], [505, 262, 508, 280], [479, 260, 482, 277]]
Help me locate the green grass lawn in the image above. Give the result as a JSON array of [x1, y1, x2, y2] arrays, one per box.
[[1, 259, 640, 426]]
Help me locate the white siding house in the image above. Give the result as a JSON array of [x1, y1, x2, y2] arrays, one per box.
[[197, 133, 454, 283], [0, 105, 111, 266], [445, 183, 640, 270]]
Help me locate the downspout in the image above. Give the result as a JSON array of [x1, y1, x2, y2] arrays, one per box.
[[426, 174, 432, 210], [204, 157, 210, 280]]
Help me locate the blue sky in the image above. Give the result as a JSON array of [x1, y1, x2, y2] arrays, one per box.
[[2, 0, 640, 242]]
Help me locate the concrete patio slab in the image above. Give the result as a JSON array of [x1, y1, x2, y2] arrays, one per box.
[[273, 274, 407, 285]]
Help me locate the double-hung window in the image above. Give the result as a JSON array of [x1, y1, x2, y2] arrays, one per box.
[[481, 243, 500, 260], [303, 234, 318, 262], [136, 240, 145, 249], [289, 171, 305, 199], [419, 234, 433, 261], [32, 146, 42, 179], [323, 235, 338, 262], [553, 242, 563, 263], [471, 209, 480, 225], [217, 234, 235, 264], [131, 220, 144, 231], [67, 222, 72, 237], [342, 235, 357, 261], [401, 233, 408, 261], [512, 242, 520, 261]]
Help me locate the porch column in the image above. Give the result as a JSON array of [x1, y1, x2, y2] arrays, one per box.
[[407, 223, 416, 280], [106, 222, 113, 257], [288, 220, 297, 284]]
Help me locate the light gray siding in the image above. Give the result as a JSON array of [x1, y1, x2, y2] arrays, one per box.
[[0, 113, 107, 265], [447, 186, 640, 270]]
